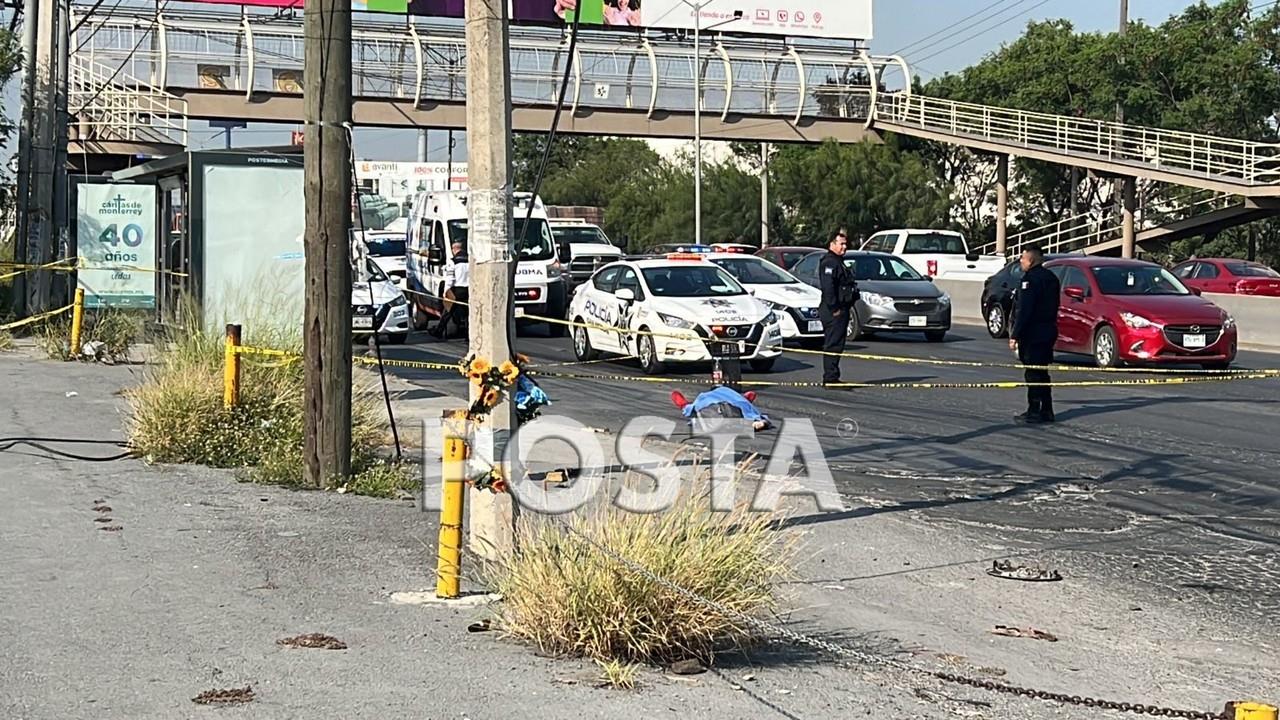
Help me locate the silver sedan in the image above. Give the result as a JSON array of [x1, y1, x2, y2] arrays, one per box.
[[790, 250, 953, 342]]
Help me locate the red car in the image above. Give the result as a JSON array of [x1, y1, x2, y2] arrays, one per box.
[[1170, 258, 1280, 297], [756, 246, 819, 271], [1042, 257, 1237, 369]]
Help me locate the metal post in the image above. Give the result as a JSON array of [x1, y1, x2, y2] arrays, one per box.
[[759, 141, 769, 248], [68, 286, 84, 357], [223, 323, 242, 408], [436, 409, 467, 599], [693, 5, 702, 246], [1121, 176, 1136, 259], [995, 155, 1009, 255], [417, 128, 428, 162], [29, 0, 59, 314], [465, 0, 517, 560]]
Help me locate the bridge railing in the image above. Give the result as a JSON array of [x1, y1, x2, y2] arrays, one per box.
[[72, 8, 891, 124], [68, 53, 189, 146], [877, 94, 1280, 187]]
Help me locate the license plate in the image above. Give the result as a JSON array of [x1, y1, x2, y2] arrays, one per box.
[[909, 315, 927, 327], [1183, 333, 1206, 348], [353, 316, 374, 329], [514, 307, 526, 317], [807, 320, 823, 333], [709, 341, 745, 357]]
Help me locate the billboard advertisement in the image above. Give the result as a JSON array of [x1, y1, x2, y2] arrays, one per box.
[[355, 161, 470, 204], [76, 183, 158, 309], [184, 0, 872, 40]]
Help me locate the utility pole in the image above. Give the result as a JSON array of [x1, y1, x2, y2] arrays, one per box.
[[417, 128, 428, 162], [25, 0, 59, 313], [52, 0, 68, 303], [13, 0, 40, 315], [1116, 0, 1128, 124], [465, 0, 516, 560], [1114, 0, 1129, 252], [301, 0, 354, 487], [759, 142, 769, 248]]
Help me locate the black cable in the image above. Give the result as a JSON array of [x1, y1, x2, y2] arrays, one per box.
[[0, 436, 135, 461], [891, 0, 1022, 56], [511, 10, 582, 353], [347, 125, 403, 461], [69, 0, 109, 37]]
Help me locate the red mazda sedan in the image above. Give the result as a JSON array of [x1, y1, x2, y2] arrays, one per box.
[[1170, 258, 1280, 297], [1042, 257, 1237, 369]]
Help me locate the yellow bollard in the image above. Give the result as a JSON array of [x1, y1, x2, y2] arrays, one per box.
[[68, 288, 85, 360], [223, 324, 242, 409], [436, 409, 468, 599], [1234, 703, 1279, 720]]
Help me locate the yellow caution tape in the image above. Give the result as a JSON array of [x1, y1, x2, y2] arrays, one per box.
[[0, 259, 78, 282], [0, 258, 190, 280], [528, 368, 1280, 390], [0, 303, 74, 332]]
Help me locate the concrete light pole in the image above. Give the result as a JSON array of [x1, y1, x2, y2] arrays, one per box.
[[680, 1, 741, 245]]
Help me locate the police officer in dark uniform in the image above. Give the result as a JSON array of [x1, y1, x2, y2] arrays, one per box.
[[1010, 245, 1060, 423], [818, 228, 858, 386]]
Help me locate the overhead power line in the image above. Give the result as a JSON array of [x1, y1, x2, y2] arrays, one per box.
[[912, 0, 1051, 68], [891, 0, 1025, 56]]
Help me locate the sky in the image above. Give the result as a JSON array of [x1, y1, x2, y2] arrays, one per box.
[[0, 0, 1209, 167]]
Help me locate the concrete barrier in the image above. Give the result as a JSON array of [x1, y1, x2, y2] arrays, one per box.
[[1205, 292, 1280, 351], [934, 278, 1280, 352]]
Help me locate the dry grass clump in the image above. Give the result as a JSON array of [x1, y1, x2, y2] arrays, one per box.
[[125, 322, 412, 496], [38, 307, 143, 362], [491, 483, 795, 665], [0, 329, 12, 351]]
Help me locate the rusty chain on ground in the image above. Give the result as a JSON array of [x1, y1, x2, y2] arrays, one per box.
[[564, 526, 1227, 720]]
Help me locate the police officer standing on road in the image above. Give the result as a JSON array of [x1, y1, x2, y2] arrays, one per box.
[[432, 240, 470, 340], [818, 228, 858, 387], [1010, 245, 1060, 423]]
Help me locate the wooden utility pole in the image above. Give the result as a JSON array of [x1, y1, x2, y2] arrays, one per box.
[[465, 0, 517, 560], [23, 0, 59, 314], [302, 0, 354, 486], [759, 142, 769, 248]]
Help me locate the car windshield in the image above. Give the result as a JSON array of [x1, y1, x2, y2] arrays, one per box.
[[1225, 262, 1280, 278], [641, 265, 746, 297], [847, 255, 926, 281], [1092, 265, 1190, 296], [901, 232, 967, 254], [553, 226, 613, 246], [447, 218, 557, 261], [712, 257, 796, 285], [364, 236, 405, 257]]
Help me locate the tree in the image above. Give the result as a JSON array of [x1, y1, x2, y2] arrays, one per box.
[[770, 139, 950, 244], [0, 28, 20, 185]]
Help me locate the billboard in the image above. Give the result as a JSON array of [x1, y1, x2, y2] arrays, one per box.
[[185, 0, 872, 40], [76, 183, 158, 309], [355, 161, 469, 203]]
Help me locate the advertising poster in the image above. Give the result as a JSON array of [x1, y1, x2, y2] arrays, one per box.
[[76, 183, 158, 309], [183, 0, 872, 40]]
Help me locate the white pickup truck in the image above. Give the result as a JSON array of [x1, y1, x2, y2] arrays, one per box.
[[861, 229, 1006, 281]]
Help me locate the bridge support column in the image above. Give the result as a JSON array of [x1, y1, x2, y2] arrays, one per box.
[[995, 154, 1009, 255], [1121, 176, 1136, 258]]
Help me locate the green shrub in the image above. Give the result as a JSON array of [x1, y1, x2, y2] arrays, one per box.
[[491, 483, 795, 665], [125, 323, 411, 495]]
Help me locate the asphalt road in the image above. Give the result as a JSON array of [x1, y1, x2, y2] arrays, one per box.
[[378, 322, 1280, 621]]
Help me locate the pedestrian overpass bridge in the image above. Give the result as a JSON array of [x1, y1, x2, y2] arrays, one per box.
[[69, 4, 1280, 255]]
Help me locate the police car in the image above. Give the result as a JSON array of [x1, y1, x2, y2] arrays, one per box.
[[568, 254, 784, 374], [704, 252, 823, 343]]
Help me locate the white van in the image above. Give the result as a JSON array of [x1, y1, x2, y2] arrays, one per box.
[[405, 190, 567, 335]]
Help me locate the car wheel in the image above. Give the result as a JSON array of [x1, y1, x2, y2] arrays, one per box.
[[637, 330, 664, 375], [986, 303, 1007, 338], [925, 329, 947, 343], [572, 320, 598, 361], [1093, 326, 1121, 368], [846, 311, 863, 341], [410, 302, 431, 331], [749, 357, 776, 373]]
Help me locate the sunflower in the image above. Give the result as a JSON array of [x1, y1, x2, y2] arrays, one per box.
[[468, 357, 492, 379], [481, 387, 500, 407], [499, 360, 520, 384]]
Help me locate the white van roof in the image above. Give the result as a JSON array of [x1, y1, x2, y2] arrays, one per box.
[[415, 190, 547, 220]]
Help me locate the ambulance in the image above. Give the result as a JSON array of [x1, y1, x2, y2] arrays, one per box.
[[405, 190, 567, 335]]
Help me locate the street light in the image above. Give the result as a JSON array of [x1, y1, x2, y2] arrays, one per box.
[[680, 2, 742, 246]]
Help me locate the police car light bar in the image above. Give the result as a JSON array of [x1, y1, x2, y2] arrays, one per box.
[[667, 253, 707, 261]]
